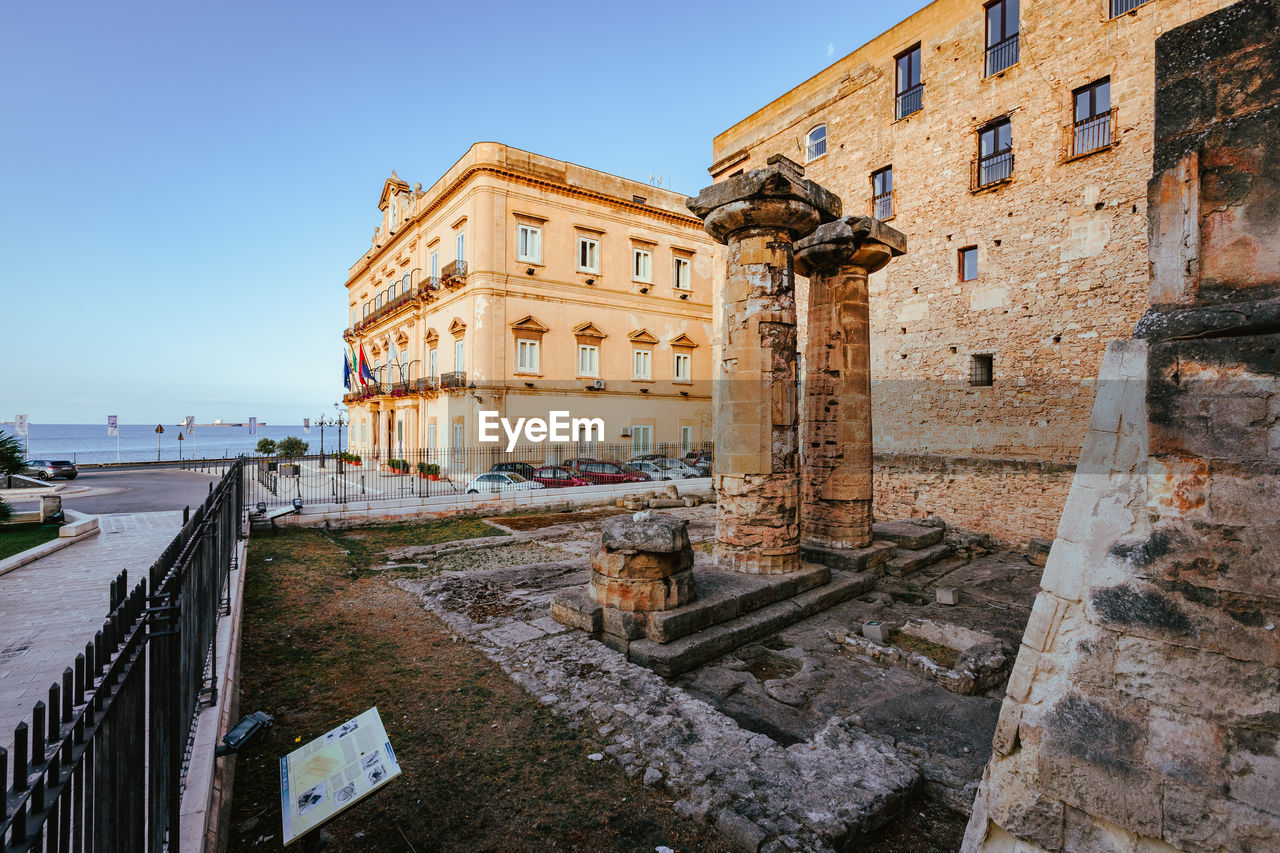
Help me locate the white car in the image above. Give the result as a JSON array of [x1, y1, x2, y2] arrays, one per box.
[[465, 472, 546, 494], [630, 456, 701, 479], [627, 460, 685, 481]]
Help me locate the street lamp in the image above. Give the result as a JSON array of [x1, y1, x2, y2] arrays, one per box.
[[332, 403, 347, 460], [316, 414, 330, 469]]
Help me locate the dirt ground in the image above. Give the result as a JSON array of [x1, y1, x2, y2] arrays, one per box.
[[227, 521, 734, 853]]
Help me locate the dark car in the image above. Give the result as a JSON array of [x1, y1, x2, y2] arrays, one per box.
[[682, 450, 713, 476], [531, 466, 592, 488], [560, 458, 599, 471], [489, 461, 537, 480], [575, 460, 650, 485], [23, 459, 78, 480]]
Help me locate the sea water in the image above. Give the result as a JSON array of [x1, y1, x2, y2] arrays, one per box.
[[1, 423, 342, 464]]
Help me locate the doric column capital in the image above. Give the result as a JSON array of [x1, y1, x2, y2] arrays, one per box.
[[794, 216, 907, 277], [688, 155, 841, 244]]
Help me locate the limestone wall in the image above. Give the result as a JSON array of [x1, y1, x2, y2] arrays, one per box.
[[965, 2, 1280, 849]]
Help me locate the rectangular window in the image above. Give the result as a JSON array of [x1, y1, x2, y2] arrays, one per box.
[[577, 236, 600, 273], [960, 247, 979, 282], [516, 224, 542, 263], [970, 354, 994, 387], [674, 352, 691, 381], [1110, 0, 1152, 17], [895, 45, 923, 119], [363, 303, 370, 318], [673, 256, 691, 290], [633, 348, 652, 380], [516, 339, 540, 373], [680, 425, 693, 454], [871, 166, 893, 219], [578, 344, 599, 377], [806, 125, 827, 162], [976, 118, 1013, 187], [455, 231, 465, 261], [429, 348, 437, 378], [452, 422, 464, 448], [455, 339, 465, 371], [430, 251, 439, 278], [630, 425, 652, 456], [1071, 78, 1113, 158], [427, 423, 437, 449], [984, 0, 1019, 76], [633, 248, 652, 282]]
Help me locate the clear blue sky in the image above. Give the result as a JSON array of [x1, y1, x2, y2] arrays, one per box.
[[1, 0, 929, 425]]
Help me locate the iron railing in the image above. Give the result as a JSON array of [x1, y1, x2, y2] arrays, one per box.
[[872, 191, 894, 221], [440, 371, 467, 389], [1064, 108, 1117, 160], [972, 150, 1014, 189], [1110, 0, 1151, 16], [1, 460, 244, 852], [441, 260, 468, 285], [984, 34, 1019, 76], [241, 443, 714, 509], [895, 84, 924, 120]]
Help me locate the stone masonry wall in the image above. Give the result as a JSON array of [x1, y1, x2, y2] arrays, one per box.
[[965, 3, 1280, 850], [715, 0, 1237, 544]]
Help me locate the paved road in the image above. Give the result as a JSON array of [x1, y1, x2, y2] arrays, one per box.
[[12, 467, 221, 514]]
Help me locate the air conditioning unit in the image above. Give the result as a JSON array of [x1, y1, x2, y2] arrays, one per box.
[[590, 379, 606, 391]]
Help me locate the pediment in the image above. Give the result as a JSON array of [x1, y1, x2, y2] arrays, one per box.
[[424, 328, 439, 344], [670, 334, 698, 348], [378, 170, 411, 211], [510, 315, 549, 333], [448, 318, 467, 337], [573, 322, 606, 339], [628, 329, 659, 345]]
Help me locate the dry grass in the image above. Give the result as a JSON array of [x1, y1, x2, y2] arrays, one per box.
[[228, 524, 732, 853], [494, 507, 630, 532]]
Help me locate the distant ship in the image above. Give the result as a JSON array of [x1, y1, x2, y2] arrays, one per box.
[[174, 420, 267, 428]]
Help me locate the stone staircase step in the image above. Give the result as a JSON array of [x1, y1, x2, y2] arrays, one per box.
[[885, 542, 951, 577], [627, 571, 873, 677], [872, 520, 944, 550]]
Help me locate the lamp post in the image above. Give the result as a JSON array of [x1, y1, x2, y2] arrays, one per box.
[[332, 403, 347, 459], [316, 414, 330, 469]]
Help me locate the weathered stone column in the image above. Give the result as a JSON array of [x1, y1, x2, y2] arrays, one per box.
[[688, 155, 840, 574], [794, 217, 906, 552]]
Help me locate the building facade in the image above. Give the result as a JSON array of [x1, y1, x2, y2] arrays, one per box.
[[710, 0, 1235, 542], [342, 143, 719, 463]]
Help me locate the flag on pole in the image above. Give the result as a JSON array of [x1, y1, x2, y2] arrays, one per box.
[[14, 415, 27, 436], [343, 353, 353, 390], [303, 418, 311, 434], [358, 346, 375, 385], [249, 417, 257, 435], [107, 415, 118, 437], [185, 416, 195, 435]]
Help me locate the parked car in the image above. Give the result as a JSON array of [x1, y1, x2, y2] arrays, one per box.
[[627, 460, 685, 481], [682, 450, 714, 476], [489, 461, 537, 480], [631, 456, 701, 478], [23, 459, 78, 480], [574, 460, 650, 485], [465, 472, 545, 494], [560, 458, 599, 471], [531, 465, 593, 488]]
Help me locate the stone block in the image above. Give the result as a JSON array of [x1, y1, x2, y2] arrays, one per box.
[[648, 498, 685, 509], [885, 542, 950, 576], [862, 621, 892, 644], [589, 569, 696, 612], [601, 606, 646, 641], [715, 809, 768, 853], [601, 512, 690, 553], [872, 519, 944, 549], [550, 589, 602, 634], [937, 587, 961, 606], [1021, 594, 1064, 654], [801, 539, 895, 573], [591, 549, 691, 581], [1026, 538, 1052, 567]]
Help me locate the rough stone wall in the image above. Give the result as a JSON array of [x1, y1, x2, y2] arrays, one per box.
[[873, 454, 1074, 544], [965, 2, 1280, 850], [714, 0, 1237, 543]]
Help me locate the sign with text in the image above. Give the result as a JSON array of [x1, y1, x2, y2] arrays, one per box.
[[279, 707, 401, 845], [107, 415, 118, 437], [303, 418, 310, 434], [185, 416, 195, 435], [14, 415, 27, 436]]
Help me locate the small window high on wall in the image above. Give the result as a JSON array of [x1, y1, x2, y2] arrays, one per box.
[[806, 125, 826, 162]]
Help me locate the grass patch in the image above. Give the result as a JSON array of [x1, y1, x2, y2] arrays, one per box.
[[324, 517, 506, 570], [495, 507, 630, 532], [889, 630, 960, 670], [0, 523, 59, 560], [228, 526, 731, 852]]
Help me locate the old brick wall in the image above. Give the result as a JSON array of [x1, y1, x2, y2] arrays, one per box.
[[965, 2, 1280, 850], [716, 0, 1236, 543]]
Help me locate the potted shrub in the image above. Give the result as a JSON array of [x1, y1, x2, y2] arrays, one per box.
[[276, 436, 308, 477], [341, 451, 361, 466], [426, 462, 441, 481], [384, 458, 410, 474], [255, 438, 278, 471]]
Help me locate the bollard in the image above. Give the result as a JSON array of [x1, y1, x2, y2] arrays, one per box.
[[183, 505, 190, 524]]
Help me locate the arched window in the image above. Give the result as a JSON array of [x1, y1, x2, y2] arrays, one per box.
[[806, 124, 827, 162]]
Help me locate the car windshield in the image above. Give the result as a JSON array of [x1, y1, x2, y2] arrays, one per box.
[[618, 464, 641, 474], [507, 473, 528, 483]]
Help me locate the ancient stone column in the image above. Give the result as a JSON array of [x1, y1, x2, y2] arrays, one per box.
[[688, 155, 840, 574], [794, 217, 906, 553], [589, 513, 696, 612]]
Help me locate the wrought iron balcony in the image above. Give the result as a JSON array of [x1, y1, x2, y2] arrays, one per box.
[[1064, 109, 1117, 161], [872, 191, 894, 221], [972, 149, 1014, 190], [440, 371, 467, 389], [984, 34, 1019, 76], [441, 260, 468, 285], [895, 84, 923, 120], [412, 376, 440, 394], [1110, 0, 1151, 17]]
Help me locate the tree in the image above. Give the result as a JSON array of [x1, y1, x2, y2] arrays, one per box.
[[0, 429, 24, 476], [276, 436, 308, 459], [255, 438, 277, 456]]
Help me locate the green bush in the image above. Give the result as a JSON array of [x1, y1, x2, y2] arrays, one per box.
[[0, 430, 24, 476], [255, 438, 277, 456], [276, 437, 309, 459], [341, 451, 361, 463], [388, 458, 409, 472], [0, 496, 12, 523]]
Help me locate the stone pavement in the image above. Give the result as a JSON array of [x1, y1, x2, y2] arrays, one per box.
[[0, 511, 182, 751]]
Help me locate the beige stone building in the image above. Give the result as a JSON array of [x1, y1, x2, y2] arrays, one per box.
[[342, 143, 719, 462], [711, 0, 1235, 542]]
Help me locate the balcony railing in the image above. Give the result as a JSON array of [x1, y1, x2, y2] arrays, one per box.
[[984, 34, 1019, 76], [412, 376, 439, 394], [972, 149, 1014, 190], [1110, 0, 1151, 16], [1064, 108, 1117, 161], [440, 370, 467, 389], [872, 191, 894, 221], [441, 260, 468, 285], [425, 274, 443, 292], [350, 286, 416, 335], [895, 84, 924, 120]]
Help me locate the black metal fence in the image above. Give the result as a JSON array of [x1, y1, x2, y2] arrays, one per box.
[[241, 442, 713, 508], [984, 33, 1019, 76], [894, 83, 924, 120], [1110, 0, 1151, 17], [1, 459, 244, 852]]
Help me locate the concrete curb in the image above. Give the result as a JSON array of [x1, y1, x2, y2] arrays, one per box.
[[0, 510, 101, 577]]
